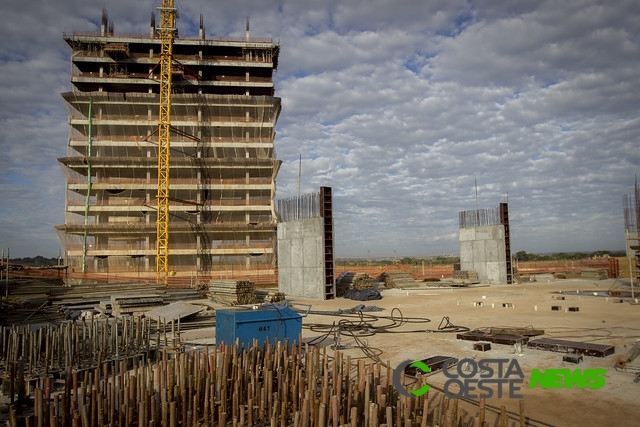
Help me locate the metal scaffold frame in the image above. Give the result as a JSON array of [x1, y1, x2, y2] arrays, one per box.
[[81, 99, 92, 274]]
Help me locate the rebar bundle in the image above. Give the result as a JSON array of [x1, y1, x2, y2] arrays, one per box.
[[277, 192, 321, 223], [458, 207, 501, 229]]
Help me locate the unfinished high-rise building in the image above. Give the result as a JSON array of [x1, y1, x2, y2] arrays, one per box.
[[56, 10, 281, 283]]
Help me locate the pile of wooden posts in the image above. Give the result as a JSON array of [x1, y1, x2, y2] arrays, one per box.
[[48, 282, 167, 304], [582, 257, 619, 278], [580, 268, 608, 280], [208, 280, 257, 305], [50, 282, 168, 318], [452, 270, 480, 285], [340, 273, 374, 290], [2, 279, 167, 325], [377, 272, 418, 288], [255, 289, 286, 303], [110, 294, 164, 317], [513, 273, 536, 283], [2, 339, 533, 427]]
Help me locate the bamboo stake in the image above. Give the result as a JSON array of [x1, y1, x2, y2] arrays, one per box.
[[452, 398, 458, 427], [350, 406, 358, 427], [500, 405, 507, 427], [385, 406, 393, 427], [0, 330, 536, 427], [170, 401, 177, 427], [368, 402, 378, 427], [318, 402, 326, 427], [331, 395, 339, 427], [301, 397, 309, 427], [36, 388, 44, 427], [420, 394, 428, 427]]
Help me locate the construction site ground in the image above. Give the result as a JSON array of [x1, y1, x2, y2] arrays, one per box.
[[176, 274, 638, 426], [277, 276, 639, 427], [2, 268, 638, 426]]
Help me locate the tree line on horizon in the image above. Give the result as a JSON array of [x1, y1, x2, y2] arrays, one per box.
[[5, 249, 627, 268], [512, 250, 626, 261], [337, 250, 627, 267]]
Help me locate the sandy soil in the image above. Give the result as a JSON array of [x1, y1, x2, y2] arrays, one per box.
[[281, 276, 640, 427]]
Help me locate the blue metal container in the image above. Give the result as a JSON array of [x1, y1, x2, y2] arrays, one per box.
[[215, 304, 302, 348]]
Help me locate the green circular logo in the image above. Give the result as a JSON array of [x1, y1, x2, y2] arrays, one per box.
[[393, 360, 431, 397]]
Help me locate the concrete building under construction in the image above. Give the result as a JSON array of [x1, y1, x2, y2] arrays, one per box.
[[56, 10, 281, 283], [458, 203, 513, 285]]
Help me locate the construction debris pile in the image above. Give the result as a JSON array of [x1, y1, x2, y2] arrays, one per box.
[[208, 280, 258, 305]]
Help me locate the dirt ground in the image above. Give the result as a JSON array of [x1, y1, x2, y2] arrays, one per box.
[[282, 275, 640, 427], [5, 264, 637, 426]]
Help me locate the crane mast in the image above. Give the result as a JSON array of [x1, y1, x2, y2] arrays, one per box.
[[156, 0, 176, 284]]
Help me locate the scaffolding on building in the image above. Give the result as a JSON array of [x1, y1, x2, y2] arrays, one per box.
[[56, 9, 281, 286], [623, 177, 640, 294]]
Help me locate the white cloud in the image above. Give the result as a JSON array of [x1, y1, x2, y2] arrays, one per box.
[[0, 0, 638, 257]]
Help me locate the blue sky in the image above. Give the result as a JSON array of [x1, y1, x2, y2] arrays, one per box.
[[0, 0, 639, 258]]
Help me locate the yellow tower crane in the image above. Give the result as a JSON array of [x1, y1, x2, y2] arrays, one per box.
[[156, 0, 176, 284]]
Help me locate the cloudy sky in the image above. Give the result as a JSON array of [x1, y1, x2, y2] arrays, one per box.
[[0, 0, 638, 259]]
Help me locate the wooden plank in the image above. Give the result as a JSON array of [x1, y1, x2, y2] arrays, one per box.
[[457, 331, 529, 345], [527, 338, 615, 357]]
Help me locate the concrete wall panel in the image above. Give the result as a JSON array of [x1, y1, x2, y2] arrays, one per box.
[[459, 225, 508, 284], [277, 217, 327, 299]]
